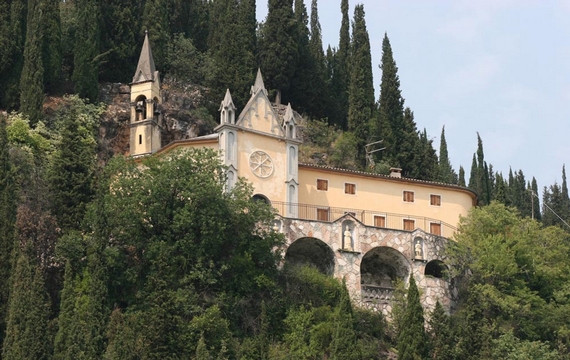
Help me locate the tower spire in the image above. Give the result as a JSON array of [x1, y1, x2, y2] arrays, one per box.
[[250, 68, 267, 95], [132, 30, 157, 83]]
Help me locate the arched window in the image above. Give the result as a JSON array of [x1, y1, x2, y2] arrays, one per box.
[[228, 132, 235, 161], [252, 194, 270, 204], [227, 170, 235, 190], [289, 146, 296, 175], [425, 260, 447, 279]]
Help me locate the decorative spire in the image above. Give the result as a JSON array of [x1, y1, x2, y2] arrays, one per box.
[[250, 68, 267, 95], [219, 89, 236, 111], [132, 30, 156, 83]]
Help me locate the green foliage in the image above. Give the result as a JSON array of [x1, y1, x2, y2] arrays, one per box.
[[328, 0, 350, 129], [0, 0, 27, 110], [73, 0, 100, 102], [19, 0, 44, 125], [47, 95, 102, 231], [166, 33, 206, 85], [449, 202, 570, 356], [41, 0, 62, 91], [437, 126, 458, 184], [347, 4, 374, 168], [2, 247, 51, 360], [259, 0, 298, 97], [428, 301, 453, 360], [397, 275, 428, 360]]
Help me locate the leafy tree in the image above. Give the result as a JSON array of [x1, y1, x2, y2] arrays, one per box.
[[73, 0, 100, 102], [347, 4, 374, 168], [397, 275, 428, 360], [20, 0, 44, 125], [259, 0, 298, 98], [437, 126, 457, 184], [0, 115, 17, 349]]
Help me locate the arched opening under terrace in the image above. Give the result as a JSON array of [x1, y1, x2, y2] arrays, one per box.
[[360, 246, 410, 303], [284, 237, 335, 276]]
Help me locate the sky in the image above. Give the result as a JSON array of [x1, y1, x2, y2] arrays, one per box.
[[257, 0, 570, 196]]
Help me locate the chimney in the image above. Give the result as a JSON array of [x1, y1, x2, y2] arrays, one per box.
[[390, 167, 402, 178]]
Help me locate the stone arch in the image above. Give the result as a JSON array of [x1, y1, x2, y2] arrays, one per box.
[[285, 237, 335, 275], [360, 247, 410, 288], [425, 260, 447, 279]]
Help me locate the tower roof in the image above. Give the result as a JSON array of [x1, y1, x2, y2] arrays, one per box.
[[250, 68, 267, 95], [132, 31, 156, 83], [284, 103, 294, 123], [219, 89, 236, 111]]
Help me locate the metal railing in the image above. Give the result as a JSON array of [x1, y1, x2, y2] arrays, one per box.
[[271, 201, 457, 237], [361, 285, 395, 303]]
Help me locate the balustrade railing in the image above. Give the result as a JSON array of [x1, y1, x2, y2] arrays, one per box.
[[271, 201, 457, 237], [361, 285, 395, 303]]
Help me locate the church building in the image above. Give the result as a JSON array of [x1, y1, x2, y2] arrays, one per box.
[[129, 33, 477, 314]]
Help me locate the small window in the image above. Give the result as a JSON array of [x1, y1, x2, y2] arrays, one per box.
[[374, 215, 386, 228], [139, 134, 142, 145], [403, 191, 414, 203], [317, 208, 329, 221], [430, 223, 442, 236], [430, 194, 441, 206], [317, 179, 328, 191], [345, 183, 356, 195], [403, 219, 415, 231]]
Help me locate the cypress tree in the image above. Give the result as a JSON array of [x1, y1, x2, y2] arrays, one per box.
[[329, 0, 350, 129], [347, 4, 374, 168], [458, 166, 466, 187], [413, 127, 438, 181], [99, 0, 141, 82], [375, 33, 404, 166], [73, 0, 100, 102], [0, 115, 16, 350], [19, 0, 44, 125], [437, 126, 457, 184], [397, 275, 428, 360], [0, 0, 27, 110], [531, 177, 541, 221], [428, 301, 453, 360], [259, 0, 298, 98], [468, 134, 491, 205], [142, 0, 169, 70], [2, 246, 51, 360], [188, 0, 210, 53], [40, 0, 62, 91], [468, 154, 477, 191], [47, 98, 98, 231]]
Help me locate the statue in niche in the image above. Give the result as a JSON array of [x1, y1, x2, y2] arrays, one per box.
[[343, 229, 353, 251], [415, 239, 423, 258]]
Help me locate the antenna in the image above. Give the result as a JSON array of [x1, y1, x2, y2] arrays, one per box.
[[365, 140, 386, 169]]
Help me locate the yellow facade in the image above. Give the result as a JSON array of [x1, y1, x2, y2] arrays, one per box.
[[129, 37, 476, 237]]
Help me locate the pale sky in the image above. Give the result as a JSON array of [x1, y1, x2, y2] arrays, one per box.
[[257, 1, 570, 195]]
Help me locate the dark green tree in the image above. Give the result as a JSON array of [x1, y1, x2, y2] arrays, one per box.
[[458, 166, 466, 187], [412, 127, 438, 181], [347, 4, 374, 168], [437, 126, 457, 184], [309, 0, 328, 118], [99, 0, 141, 82], [329, 0, 350, 129], [468, 133, 491, 205], [375, 33, 404, 166], [397, 275, 428, 360], [0, 115, 17, 350], [142, 0, 169, 70], [2, 241, 50, 359], [428, 301, 453, 360], [47, 96, 101, 231], [73, 0, 100, 102], [531, 177, 541, 221], [40, 0, 62, 91], [19, 0, 44, 125], [259, 0, 298, 99], [0, 0, 27, 110]]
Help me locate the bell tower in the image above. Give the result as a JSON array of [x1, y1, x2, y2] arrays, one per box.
[[130, 31, 162, 157]]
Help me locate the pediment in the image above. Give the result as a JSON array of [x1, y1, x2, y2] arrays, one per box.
[[236, 91, 284, 137]]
